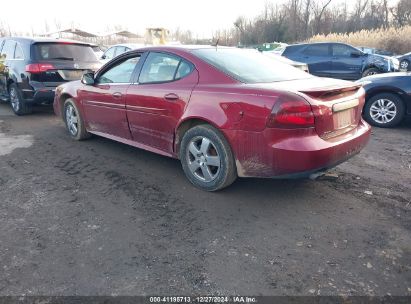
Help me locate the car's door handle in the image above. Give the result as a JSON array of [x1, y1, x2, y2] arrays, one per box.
[[164, 93, 179, 101], [112, 92, 122, 99]]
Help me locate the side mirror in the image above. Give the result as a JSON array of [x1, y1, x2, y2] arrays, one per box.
[[101, 54, 106, 59], [81, 72, 95, 85], [351, 52, 361, 58]]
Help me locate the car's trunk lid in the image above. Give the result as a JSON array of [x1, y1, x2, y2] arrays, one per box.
[[249, 77, 366, 139], [298, 84, 365, 139]]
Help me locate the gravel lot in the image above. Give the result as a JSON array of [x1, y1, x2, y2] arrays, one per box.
[[0, 103, 410, 296]]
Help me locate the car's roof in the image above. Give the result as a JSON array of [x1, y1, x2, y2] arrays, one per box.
[[108, 44, 224, 50], [1, 36, 92, 45], [287, 42, 347, 47], [108, 43, 146, 49], [131, 45, 234, 53]]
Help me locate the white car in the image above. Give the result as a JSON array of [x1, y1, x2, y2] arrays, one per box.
[[100, 43, 146, 63]]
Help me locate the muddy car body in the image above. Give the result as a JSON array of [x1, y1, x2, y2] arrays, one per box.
[[54, 46, 371, 191]]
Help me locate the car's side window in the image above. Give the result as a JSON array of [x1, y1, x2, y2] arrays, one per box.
[[97, 55, 141, 84], [303, 44, 329, 56], [333, 44, 354, 57], [14, 43, 24, 60], [2, 40, 16, 59], [176, 60, 194, 80], [0, 40, 4, 55], [104, 47, 115, 60], [115, 46, 127, 57], [139, 52, 193, 84]]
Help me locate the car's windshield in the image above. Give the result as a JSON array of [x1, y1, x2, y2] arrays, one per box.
[[192, 48, 311, 83], [33, 43, 97, 62]]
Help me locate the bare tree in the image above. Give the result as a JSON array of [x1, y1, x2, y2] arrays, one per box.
[[311, 0, 332, 34]]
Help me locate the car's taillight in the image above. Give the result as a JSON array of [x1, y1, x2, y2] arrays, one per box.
[[267, 98, 315, 128], [25, 63, 55, 73]]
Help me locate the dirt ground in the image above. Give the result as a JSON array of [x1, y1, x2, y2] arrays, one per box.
[[0, 103, 410, 296]]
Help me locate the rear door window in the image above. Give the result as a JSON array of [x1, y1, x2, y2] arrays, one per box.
[[175, 60, 193, 79], [139, 52, 192, 84], [14, 43, 24, 59], [32, 43, 96, 62], [303, 44, 329, 56], [332, 44, 357, 57]]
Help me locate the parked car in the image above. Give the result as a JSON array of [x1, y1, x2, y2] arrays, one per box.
[[357, 46, 394, 57], [357, 72, 411, 127], [282, 42, 399, 80], [397, 52, 411, 71], [263, 51, 309, 73], [270, 44, 288, 55], [90, 43, 105, 60], [100, 43, 145, 63], [0, 37, 101, 115], [54, 46, 371, 191]]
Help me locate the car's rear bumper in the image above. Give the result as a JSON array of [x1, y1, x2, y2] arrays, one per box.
[[224, 119, 371, 178]]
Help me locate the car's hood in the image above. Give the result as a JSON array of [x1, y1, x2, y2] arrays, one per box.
[[366, 53, 390, 62]]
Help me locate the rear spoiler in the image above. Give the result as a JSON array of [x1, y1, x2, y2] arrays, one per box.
[[298, 84, 363, 99]]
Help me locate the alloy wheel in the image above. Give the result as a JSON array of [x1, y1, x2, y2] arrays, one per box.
[[9, 87, 20, 113], [369, 98, 397, 124], [65, 104, 79, 136], [400, 60, 409, 70], [186, 136, 221, 182]]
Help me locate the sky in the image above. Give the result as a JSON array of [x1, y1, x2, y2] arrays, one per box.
[[0, 0, 401, 38]]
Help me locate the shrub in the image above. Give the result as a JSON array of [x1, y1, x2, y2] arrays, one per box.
[[308, 26, 411, 55]]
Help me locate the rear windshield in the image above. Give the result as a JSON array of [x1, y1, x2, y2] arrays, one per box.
[[192, 48, 311, 83], [32, 43, 97, 62]]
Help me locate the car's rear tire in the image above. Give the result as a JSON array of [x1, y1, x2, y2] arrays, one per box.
[[364, 93, 405, 128], [179, 124, 237, 191], [400, 59, 410, 71], [362, 67, 380, 78], [63, 98, 90, 140], [9, 84, 32, 115]]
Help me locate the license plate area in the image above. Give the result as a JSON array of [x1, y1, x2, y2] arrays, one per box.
[[333, 108, 355, 130]]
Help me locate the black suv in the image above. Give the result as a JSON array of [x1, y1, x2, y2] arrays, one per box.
[[282, 42, 399, 80], [0, 37, 101, 115]]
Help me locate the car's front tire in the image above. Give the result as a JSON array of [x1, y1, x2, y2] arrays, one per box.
[[362, 68, 380, 78], [63, 98, 90, 140], [9, 84, 32, 115], [180, 124, 237, 191], [364, 93, 405, 128]]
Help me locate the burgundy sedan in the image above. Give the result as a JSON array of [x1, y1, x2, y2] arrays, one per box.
[[54, 46, 371, 191]]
